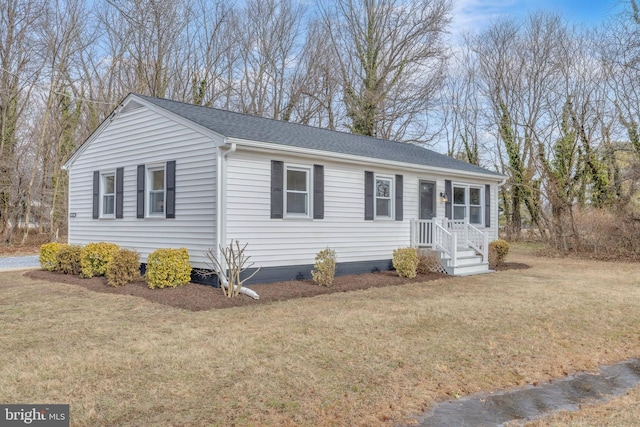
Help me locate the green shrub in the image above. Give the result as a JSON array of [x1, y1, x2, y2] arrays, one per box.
[[489, 239, 510, 268], [80, 242, 119, 278], [311, 248, 337, 287], [107, 249, 141, 287], [39, 242, 66, 271], [417, 250, 441, 274], [392, 247, 419, 278], [56, 245, 83, 275], [145, 248, 192, 289]]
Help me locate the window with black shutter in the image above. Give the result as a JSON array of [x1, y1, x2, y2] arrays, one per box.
[[271, 161, 324, 219]]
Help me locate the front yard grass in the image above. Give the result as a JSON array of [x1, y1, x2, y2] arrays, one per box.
[[1, 243, 639, 426]]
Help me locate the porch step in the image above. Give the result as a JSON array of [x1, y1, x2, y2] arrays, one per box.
[[438, 247, 490, 276], [444, 262, 491, 276]]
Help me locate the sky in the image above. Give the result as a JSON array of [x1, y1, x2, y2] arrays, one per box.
[[451, 0, 621, 36]]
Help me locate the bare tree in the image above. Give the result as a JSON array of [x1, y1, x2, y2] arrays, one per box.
[[235, 0, 304, 119], [439, 46, 484, 164], [21, 0, 90, 243], [280, 19, 342, 129], [179, 0, 238, 107], [471, 13, 573, 239], [321, 0, 451, 140], [0, 0, 46, 242], [599, 0, 640, 211], [100, 0, 189, 98]]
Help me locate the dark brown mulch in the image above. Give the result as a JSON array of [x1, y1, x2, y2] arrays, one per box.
[[495, 262, 531, 271], [24, 262, 529, 312]]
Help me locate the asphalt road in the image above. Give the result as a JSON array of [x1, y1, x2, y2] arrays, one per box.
[[0, 255, 40, 271]]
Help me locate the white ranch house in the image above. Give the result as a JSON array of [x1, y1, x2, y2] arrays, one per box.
[[63, 94, 505, 284]]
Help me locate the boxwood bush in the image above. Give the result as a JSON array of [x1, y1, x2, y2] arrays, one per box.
[[39, 242, 66, 271], [311, 248, 337, 287], [489, 239, 510, 268], [107, 249, 141, 287], [392, 247, 419, 278], [56, 245, 83, 275], [145, 248, 191, 289], [80, 242, 119, 278]]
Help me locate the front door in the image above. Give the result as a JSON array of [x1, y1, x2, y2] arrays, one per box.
[[419, 181, 436, 220]]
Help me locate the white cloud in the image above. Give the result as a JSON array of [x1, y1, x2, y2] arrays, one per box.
[[448, 0, 520, 40]]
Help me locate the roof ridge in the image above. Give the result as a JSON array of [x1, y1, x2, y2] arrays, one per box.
[[130, 93, 503, 178], [133, 93, 417, 148]]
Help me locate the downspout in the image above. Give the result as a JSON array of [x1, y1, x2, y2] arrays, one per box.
[[214, 141, 259, 299], [216, 140, 237, 283], [495, 177, 508, 241], [60, 164, 70, 244]]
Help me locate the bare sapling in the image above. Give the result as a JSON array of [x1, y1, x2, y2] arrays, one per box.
[[201, 240, 261, 299]]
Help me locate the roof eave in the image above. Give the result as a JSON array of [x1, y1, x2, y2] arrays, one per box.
[[227, 137, 506, 182]]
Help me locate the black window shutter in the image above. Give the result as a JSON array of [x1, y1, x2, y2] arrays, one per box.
[[92, 171, 100, 219], [136, 165, 145, 218], [166, 160, 176, 219], [485, 184, 491, 227], [444, 179, 452, 219], [313, 164, 324, 219], [364, 171, 374, 220], [271, 160, 284, 219], [115, 167, 124, 219], [395, 174, 403, 221]]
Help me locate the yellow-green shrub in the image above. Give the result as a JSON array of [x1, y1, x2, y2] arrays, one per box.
[[80, 242, 119, 278], [39, 242, 66, 271], [56, 245, 83, 275], [311, 247, 337, 287], [417, 250, 441, 274], [145, 248, 191, 289], [392, 247, 419, 278], [489, 239, 510, 268], [107, 249, 141, 287]]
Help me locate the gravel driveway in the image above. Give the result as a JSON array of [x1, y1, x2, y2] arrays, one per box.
[[0, 255, 40, 271]]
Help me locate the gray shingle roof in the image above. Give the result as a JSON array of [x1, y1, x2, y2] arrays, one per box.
[[136, 94, 502, 178]]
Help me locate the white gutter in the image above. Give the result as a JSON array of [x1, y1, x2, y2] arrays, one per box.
[[214, 141, 259, 299], [226, 137, 507, 182], [216, 141, 237, 275]]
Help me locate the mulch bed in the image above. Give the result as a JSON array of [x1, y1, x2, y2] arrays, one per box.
[[24, 262, 528, 312]]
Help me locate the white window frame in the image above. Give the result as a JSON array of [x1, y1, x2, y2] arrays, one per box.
[[452, 183, 484, 226], [375, 175, 394, 219], [100, 171, 116, 218], [284, 164, 311, 218], [147, 164, 166, 217], [468, 186, 483, 225]]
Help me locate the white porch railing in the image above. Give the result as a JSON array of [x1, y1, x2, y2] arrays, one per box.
[[410, 218, 489, 265]]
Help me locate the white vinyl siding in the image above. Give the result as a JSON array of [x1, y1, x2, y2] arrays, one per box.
[[225, 149, 501, 269], [67, 104, 220, 267], [226, 151, 409, 267]]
